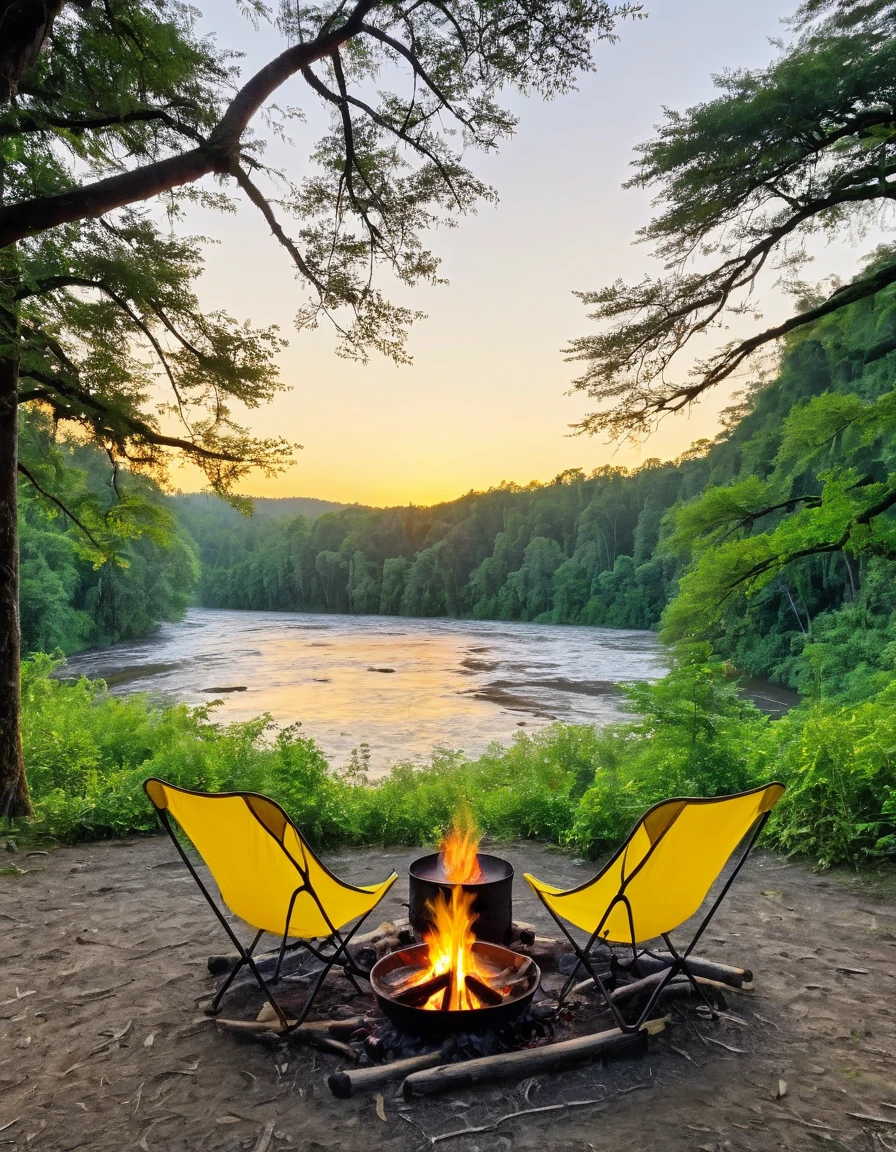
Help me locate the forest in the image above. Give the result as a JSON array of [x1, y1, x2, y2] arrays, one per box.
[[20, 259, 896, 706], [6, 0, 896, 871], [173, 261, 896, 701], [15, 269, 896, 872]]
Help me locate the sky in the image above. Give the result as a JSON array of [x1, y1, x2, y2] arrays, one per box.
[[169, 0, 874, 507]]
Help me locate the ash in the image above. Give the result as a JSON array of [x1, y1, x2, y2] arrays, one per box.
[[362, 1001, 559, 1064]]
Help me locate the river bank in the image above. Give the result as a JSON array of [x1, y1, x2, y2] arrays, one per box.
[[59, 609, 797, 775]]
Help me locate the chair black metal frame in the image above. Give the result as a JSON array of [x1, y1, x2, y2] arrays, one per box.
[[533, 793, 777, 1033], [146, 783, 397, 1034]]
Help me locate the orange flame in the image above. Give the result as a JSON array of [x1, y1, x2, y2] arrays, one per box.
[[420, 887, 485, 1010], [412, 805, 490, 1010], [439, 803, 482, 883]]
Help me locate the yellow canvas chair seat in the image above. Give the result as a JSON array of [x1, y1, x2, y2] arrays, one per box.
[[525, 782, 785, 1031], [144, 779, 398, 1031]]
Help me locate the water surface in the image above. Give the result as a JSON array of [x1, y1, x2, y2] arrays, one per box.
[[63, 609, 667, 775]]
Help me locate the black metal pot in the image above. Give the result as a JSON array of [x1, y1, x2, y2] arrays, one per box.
[[408, 852, 514, 945], [370, 941, 539, 1035]]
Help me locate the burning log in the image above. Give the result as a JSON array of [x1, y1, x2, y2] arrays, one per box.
[[392, 971, 451, 1008], [482, 963, 517, 987], [464, 973, 503, 1007], [378, 964, 420, 996], [401, 1023, 661, 1098], [328, 1049, 448, 1098]]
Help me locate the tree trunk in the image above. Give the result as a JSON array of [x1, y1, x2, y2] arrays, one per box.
[[0, 169, 28, 818], [0, 335, 28, 819]]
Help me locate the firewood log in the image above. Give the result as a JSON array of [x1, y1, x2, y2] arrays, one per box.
[[632, 952, 752, 987], [572, 969, 741, 1006], [328, 1050, 448, 1098], [402, 1024, 657, 1097], [375, 935, 402, 961], [464, 973, 503, 1006], [510, 921, 538, 946], [393, 971, 451, 1007], [215, 1015, 369, 1036], [512, 936, 568, 971]]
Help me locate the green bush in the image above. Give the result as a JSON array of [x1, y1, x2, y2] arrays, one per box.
[[568, 655, 768, 856], [14, 654, 896, 869], [756, 683, 896, 868]]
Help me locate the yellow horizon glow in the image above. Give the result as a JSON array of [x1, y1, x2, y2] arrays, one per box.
[[162, 0, 862, 513]]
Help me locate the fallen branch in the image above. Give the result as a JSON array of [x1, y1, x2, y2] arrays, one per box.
[[215, 1015, 368, 1037], [703, 1036, 749, 1055], [633, 953, 752, 988], [401, 1084, 653, 1145], [402, 1023, 659, 1098], [848, 1114, 896, 1127], [329, 1050, 448, 1098], [287, 1032, 358, 1061], [252, 1121, 276, 1152]]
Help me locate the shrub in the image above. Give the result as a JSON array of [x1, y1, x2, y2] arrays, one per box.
[[14, 654, 896, 869]]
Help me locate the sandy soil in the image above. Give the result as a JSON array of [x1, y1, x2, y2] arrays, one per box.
[[1, 837, 895, 1152]]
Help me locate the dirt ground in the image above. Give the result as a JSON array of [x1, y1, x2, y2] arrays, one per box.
[[1, 836, 895, 1152]]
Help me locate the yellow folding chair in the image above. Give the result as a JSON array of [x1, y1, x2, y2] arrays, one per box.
[[144, 779, 398, 1032], [525, 782, 785, 1031]]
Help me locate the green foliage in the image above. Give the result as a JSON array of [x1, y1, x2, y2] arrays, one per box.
[[18, 654, 595, 846], [566, 0, 896, 437], [18, 651, 896, 869], [569, 654, 768, 856], [757, 682, 896, 868], [18, 411, 199, 655]]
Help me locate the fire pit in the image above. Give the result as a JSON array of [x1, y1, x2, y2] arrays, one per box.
[[408, 851, 514, 945], [370, 807, 540, 1034], [371, 940, 539, 1034]]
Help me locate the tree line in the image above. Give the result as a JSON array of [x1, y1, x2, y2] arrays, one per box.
[[176, 266, 896, 700], [5, 0, 894, 818]]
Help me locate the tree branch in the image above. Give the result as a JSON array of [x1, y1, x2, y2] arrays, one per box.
[[0, 0, 379, 247], [0, 104, 204, 139], [663, 257, 896, 416], [17, 460, 103, 549], [233, 165, 327, 295]]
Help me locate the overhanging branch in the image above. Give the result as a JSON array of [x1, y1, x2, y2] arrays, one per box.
[[0, 0, 379, 248], [17, 460, 103, 549]]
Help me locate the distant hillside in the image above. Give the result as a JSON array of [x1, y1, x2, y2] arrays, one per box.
[[174, 493, 356, 522], [177, 279, 896, 699]]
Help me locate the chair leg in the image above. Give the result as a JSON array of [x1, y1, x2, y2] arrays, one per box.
[[661, 934, 718, 1020], [208, 930, 293, 1032], [209, 929, 263, 1014], [285, 955, 337, 1032]]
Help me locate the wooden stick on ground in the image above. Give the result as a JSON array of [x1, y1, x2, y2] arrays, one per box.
[[402, 1023, 661, 1098], [633, 953, 753, 987], [215, 1015, 368, 1036], [572, 970, 751, 1001], [328, 1050, 448, 1098]]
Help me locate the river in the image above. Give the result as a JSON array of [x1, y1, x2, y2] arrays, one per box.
[[62, 608, 669, 775]]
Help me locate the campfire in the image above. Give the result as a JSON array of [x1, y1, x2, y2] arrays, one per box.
[[370, 810, 539, 1030]]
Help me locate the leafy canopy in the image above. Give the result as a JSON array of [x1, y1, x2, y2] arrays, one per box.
[[566, 0, 896, 437]]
